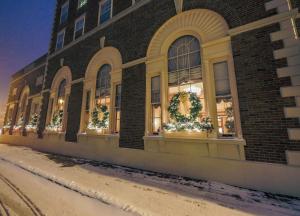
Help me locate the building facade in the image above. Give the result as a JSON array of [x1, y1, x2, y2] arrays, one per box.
[[1, 0, 300, 196]]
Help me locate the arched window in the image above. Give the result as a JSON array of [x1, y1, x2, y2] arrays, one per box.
[[168, 35, 201, 86], [96, 64, 111, 106], [168, 35, 206, 119]]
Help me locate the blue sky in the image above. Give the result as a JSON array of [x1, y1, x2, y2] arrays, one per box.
[[0, 1, 55, 110]]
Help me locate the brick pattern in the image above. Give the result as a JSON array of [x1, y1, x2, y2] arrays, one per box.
[[119, 64, 146, 149], [232, 24, 300, 163], [65, 82, 84, 142], [37, 92, 50, 138]]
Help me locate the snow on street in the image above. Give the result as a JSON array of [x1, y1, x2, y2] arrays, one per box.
[[0, 155, 134, 216], [0, 144, 299, 216]]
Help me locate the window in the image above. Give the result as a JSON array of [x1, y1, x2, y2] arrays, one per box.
[[60, 1, 69, 24], [36, 75, 44, 86], [57, 79, 66, 111], [96, 64, 111, 105], [56, 30, 65, 50], [74, 15, 85, 40], [78, 0, 87, 9], [214, 62, 235, 137], [99, 0, 112, 25], [151, 76, 161, 134], [167, 35, 206, 121], [114, 84, 121, 133]]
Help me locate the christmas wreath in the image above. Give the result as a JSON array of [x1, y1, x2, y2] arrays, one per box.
[[168, 92, 202, 123], [164, 91, 213, 133], [88, 105, 109, 130]]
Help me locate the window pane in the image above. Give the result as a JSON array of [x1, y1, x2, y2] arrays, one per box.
[[214, 62, 230, 96], [56, 31, 65, 50], [99, 0, 111, 24], [216, 98, 235, 136], [74, 17, 85, 39], [152, 105, 161, 134], [151, 76, 160, 104], [214, 62, 235, 137], [60, 2, 69, 24], [168, 36, 201, 85], [96, 64, 111, 98]]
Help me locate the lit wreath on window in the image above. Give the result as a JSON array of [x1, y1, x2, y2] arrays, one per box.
[[168, 92, 202, 123], [89, 105, 109, 130], [164, 91, 213, 132]]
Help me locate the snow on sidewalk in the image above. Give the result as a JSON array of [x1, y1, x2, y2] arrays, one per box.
[[0, 144, 299, 216]]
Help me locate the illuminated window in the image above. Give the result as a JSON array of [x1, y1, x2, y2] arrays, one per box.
[[78, 0, 87, 9], [57, 79, 66, 111], [168, 36, 205, 120], [99, 0, 112, 25], [151, 76, 161, 134], [214, 62, 235, 137], [96, 64, 111, 105], [56, 29, 65, 50], [114, 84, 121, 133], [60, 1, 69, 24], [74, 15, 85, 40]]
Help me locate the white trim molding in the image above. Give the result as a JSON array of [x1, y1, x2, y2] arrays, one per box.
[[266, 0, 300, 141]]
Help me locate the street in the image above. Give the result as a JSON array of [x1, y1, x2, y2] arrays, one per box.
[[0, 144, 299, 216], [0, 159, 133, 216]]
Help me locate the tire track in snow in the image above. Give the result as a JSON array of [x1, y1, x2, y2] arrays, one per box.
[[0, 173, 45, 216], [0, 157, 143, 216], [0, 198, 10, 216]]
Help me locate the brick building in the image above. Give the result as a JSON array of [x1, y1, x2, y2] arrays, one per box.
[[1, 0, 300, 197]]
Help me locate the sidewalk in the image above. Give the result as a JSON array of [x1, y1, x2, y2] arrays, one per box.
[[0, 143, 299, 216]]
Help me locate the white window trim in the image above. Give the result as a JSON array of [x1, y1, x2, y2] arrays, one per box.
[[60, 1, 69, 24], [56, 29, 66, 51], [98, 0, 113, 26], [78, 0, 88, 9], [73, 14, 86, 41]]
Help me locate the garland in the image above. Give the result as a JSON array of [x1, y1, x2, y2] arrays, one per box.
[[164, 91, 213, 133], [88, 105, 109, 130]]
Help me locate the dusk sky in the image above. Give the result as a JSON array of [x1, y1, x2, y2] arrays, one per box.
[[0, 1, 55, 113]]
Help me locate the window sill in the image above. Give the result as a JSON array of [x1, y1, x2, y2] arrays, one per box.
[[78, 132, 119, 138], [144, 135, 246, 160]]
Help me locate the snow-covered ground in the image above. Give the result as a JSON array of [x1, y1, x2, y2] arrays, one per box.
[[0, 160, 134, 216], [0, 144, 299, 216]]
